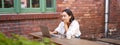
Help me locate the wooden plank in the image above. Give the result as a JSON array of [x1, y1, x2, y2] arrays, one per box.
[[97, 38, 120, 45]]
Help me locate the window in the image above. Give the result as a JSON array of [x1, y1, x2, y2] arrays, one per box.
[[0, 0, 56, 14], [0, 0, 15, 14], [0, 0, 14, 8], [46, 0, 52, 8]]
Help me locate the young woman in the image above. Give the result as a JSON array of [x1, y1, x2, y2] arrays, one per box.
[[50, 9, 81, 39]]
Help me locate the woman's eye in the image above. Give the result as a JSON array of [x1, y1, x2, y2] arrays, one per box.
[[61, 15, 64, 17], [63, 16, 64, 18], [63, 15, 66, 17]]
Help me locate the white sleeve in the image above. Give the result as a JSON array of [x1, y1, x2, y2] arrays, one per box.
[[55, 22, 63, 33]]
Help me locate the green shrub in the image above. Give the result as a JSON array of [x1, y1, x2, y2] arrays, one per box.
[[0, 33, 56, 45]]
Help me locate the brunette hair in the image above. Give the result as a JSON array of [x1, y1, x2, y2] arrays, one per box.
[[62, 9, 75, 22]]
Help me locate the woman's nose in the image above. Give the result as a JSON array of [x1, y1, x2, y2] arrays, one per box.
[[61, 17, 65, 20], [62, 16, 65, 19]]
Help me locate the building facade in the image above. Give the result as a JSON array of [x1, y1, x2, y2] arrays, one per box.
[[0, 0, 120, 40]]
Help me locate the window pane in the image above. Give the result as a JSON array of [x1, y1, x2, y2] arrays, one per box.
[[4, 0, 14, 8], [32, 0, 39, 8], [21, 0, 27, 8], [46, 0, 52, 8], [21, 0, 40, 8], [0, 0, 2, 8]]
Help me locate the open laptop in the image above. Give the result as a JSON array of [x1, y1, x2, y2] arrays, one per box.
[[40, 25, 51, 38], [40, 25, 64, 38]]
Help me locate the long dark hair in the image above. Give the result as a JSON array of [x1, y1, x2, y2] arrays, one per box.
[[62, 9, 75, 23]]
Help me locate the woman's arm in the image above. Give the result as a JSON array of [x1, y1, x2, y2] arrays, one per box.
[[66, 20, 81, 36], [64, 23, 69, 34], [50, 22, 64, 34]]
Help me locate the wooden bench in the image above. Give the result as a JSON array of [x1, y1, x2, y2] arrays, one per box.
[[97, 38, 120, 45]]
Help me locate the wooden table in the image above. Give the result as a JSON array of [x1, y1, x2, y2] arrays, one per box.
[[29, 32, 43, 39], [51, 38, 104, 45], [29, 32, 106, 45], [97, 38, 120, 45]]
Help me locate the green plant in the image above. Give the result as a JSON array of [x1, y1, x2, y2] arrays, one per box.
[[0, 33, 56, 45]]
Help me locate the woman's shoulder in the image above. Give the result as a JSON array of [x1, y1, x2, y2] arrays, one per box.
[[71, 20, 79, 25], [72, 20, 79, 23]]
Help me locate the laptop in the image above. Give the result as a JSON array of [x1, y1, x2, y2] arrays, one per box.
[[40, 25, 65, 38], [40, 25, 51, 38]]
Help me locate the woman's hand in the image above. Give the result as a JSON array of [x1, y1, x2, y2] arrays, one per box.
[[49, 31, 58, 34], [49, 31, 53, 34]]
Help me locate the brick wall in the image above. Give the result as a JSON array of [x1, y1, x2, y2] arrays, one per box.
[[108, 0, 120, 40], [0, 0, 109, 39], [0, 14, 60, 37], [57, 0, 105, 39], [0, 19, 60, 37]]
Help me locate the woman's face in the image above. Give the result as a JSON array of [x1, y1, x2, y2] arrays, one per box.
[[61, 12, 71, 23]]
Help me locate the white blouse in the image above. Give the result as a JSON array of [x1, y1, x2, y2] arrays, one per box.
[[55, 20, 81, 37]]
